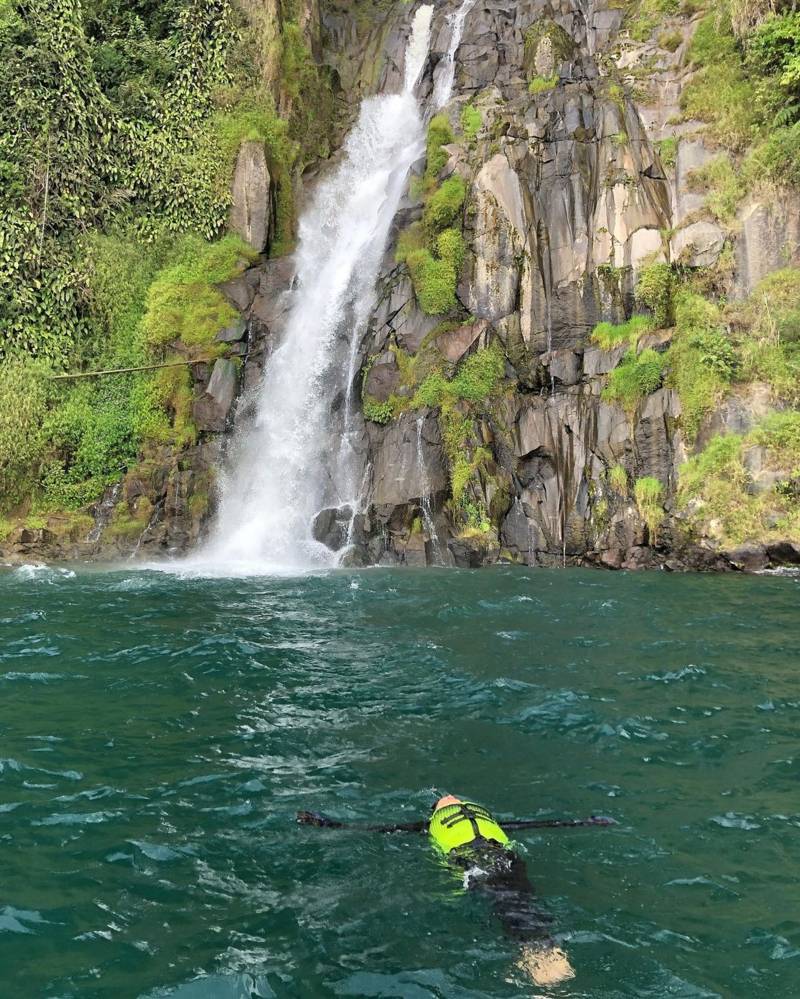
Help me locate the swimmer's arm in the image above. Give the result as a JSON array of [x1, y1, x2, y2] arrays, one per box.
[[501, 815, 616, 830], [297, 811, 426, 833]]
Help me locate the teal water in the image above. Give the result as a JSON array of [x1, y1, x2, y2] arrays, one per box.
[[1, 564, 798, 998]]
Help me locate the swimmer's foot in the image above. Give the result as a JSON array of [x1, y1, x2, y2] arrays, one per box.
[[517, 944, 575, 986]]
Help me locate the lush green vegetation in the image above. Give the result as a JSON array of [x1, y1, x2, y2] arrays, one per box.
[[680, 4, 800, 189], [623, 0, 680, 44], [593, 248, 800, 543], [635, 263, 675, 328], [608, 463, 629, 496], [398, 118, 468, 316], [361, 337, 507, 524], [424, 114, 454, 187], [528, 75, 558, 95], [0, 0, 332, 518], [668, 291, 737, 437], [655, 135, 679, 169], [423, 176, 467, 236], [685, 155, 746, 228], [729, 267, 800, 405], [678, 411, 800, 544], [142, 235, 257, 352], [414, 343, 506, 511]]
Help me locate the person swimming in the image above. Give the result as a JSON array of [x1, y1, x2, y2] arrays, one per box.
[[298, 794, 614, 987]]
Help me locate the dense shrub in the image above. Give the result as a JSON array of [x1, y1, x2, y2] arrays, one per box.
[[668, 292, 734, 438], [678, 419, 800, 545], [0, 0, 333, 513], [142, 234, 256, 351]]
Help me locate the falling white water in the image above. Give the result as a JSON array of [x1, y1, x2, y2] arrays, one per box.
[[432, 0, 477, 109], [194, 5, 435, 572]]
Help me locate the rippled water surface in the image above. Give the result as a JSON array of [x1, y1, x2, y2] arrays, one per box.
[[1, 564, 798, 998]]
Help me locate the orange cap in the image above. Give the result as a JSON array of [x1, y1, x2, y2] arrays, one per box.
[[434, 794, 462, 810]]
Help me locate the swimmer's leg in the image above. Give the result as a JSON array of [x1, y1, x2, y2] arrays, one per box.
[[517, 942, 575, 986]]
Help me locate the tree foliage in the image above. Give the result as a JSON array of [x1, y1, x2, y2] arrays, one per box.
[[0, 0, 332, 514]]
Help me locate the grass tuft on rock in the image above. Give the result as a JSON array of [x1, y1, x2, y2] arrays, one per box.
[[591, 315, 653, 350], [425, 114, 454, 186], [528, 74, 558, 95], [423, 176, 467, 236], [678, 416, 800, 546], [635, 263, 675, 328], [608, 463, 629, 496], [634, 476, 665, 540]]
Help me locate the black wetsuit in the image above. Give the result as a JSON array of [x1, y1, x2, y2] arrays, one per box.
[[447, 836, 553, 943]]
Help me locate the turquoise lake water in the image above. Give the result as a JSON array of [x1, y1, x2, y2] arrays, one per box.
[[0, 564, 798, 998]]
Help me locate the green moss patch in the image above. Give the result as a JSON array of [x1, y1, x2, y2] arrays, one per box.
[[608, 463, 629, 496], [528, 74, 558, 95], [686, 155, 747, 227], [635, 263, 675, 328], [423, 176, 467, 236], [398, 126, 468, 317], [143, 234, 257, 352], [602, 348, 667, 415], [425, 114, 454, 187], [461, 104, 482, 141], [668, 291, 736, 439]]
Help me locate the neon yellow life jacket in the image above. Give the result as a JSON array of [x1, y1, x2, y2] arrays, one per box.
[[428, 800, 509, 853]]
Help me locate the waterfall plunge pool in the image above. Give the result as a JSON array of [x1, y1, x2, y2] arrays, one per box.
[[1, 564, 798, 996]]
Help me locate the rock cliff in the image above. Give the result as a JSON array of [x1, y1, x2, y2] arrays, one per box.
[[337, 0, 799, 570]]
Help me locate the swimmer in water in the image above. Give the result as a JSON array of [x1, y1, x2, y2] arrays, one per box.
[[298, 794, 614, 987]]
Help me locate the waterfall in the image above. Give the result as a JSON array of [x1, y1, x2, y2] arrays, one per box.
[[196, 6, 435, 572], [190, 0, 477, 574], [432, 0, 477, 109]]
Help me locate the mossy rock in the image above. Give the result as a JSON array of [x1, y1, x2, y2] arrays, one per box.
[[523, 21, 575, 81]]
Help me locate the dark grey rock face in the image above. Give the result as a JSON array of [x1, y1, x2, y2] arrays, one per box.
[[334, 0, 800, 571], [229, 140, 273, 252], [193, 359, 239, 434]]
